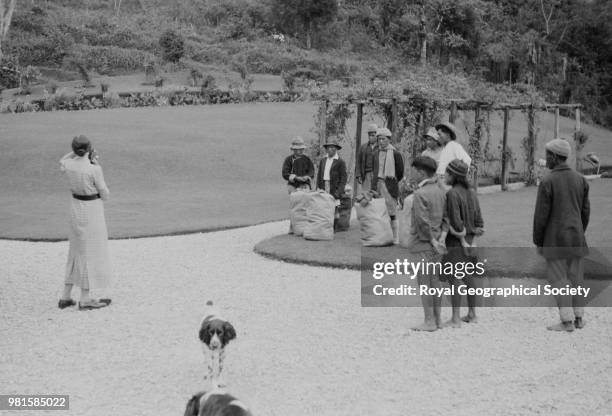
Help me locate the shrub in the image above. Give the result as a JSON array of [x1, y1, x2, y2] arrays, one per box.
[[46, 82, 59, 94], [70, 45, 156, 75], [282, 71, 296, 90], [7, 29, 74, 66], [232, 59, 249, 80], [159, 30, 185, 63], [201, 75, 216, 90], [189, 68, 203, 87], [102, 91, 122, 108], [19, 65, 41, 91], [574, 131, 589, 151], [0, 57, 20, 89], [291, 67, 326, 82], [144, 61, 158, 83]]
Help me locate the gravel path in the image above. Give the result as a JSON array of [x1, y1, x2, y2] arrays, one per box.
[[1, 221, 611, 416]]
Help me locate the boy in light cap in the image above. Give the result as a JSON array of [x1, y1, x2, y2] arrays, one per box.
[[356, 123, 379, 193], [533, 138, 590, 332]]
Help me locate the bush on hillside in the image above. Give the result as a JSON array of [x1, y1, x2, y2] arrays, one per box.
[[70, 45, 156, 75], [159, 30, 185, 63], [0, 57, 21, 89], [7, 28, 74, 66]]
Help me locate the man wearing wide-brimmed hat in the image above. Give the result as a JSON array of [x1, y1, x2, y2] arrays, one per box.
[[282, 136, 315, 193], [371, 127, 405, 244], [421, 127, 443, 163], [316, 138, 347, 200], [533, 138, 590, 332], [435, 121, 471, 178], [356, 123, 378, 193]]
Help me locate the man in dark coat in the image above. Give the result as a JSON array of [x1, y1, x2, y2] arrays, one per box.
[[355, 123, 378, 194], [371, 127, 405, 243], [282, 137, 315, 193], [533, 138, 590, 332], [316, 139, 348, 200]]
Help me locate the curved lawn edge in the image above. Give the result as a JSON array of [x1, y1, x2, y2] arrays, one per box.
[[0, 218, 288, 243], [254, 231, 612, 281]]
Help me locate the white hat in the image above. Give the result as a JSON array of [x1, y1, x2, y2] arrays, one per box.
[[545, 138, 571, 158], [376, 127, 392, 138], [290, 136, 307, 150], [423, 127, 441, 143], [367, 123, 378, 133]]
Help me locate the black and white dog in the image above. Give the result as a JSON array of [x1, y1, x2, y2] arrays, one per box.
[[184, 389, 252, 416], [199, 301, 236, 389]]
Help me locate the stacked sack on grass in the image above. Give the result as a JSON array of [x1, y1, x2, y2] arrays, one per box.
[[289, 186, 354, 241], [355, 190, 393, 246], [303, 190, 336, 241], [289, 189, 311, 236]]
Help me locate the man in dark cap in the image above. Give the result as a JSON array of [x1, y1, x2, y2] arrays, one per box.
[[406, 156, 446, 331], [356, 123, 378, 194], [316, 139, 347, 200], [533, 138, 590, 332]]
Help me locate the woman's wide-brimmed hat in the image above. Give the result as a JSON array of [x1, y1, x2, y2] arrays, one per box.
[[71, 135, 91, 153], [423, 127, 441, 143], [435, 122, 457, 141], [446, 159, 469, 177], [290, 136, 307, 150], [323, 139, 342, 149]]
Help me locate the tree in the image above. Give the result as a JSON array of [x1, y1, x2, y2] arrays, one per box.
[[159, 29, 185, 63], [270, 0, 338, 49], [0, 0, 17, 60]]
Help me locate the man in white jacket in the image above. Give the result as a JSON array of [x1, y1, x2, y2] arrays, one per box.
[[435, 122, 471, 179]]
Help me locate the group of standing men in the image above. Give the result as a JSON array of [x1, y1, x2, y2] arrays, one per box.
[[282, 122, 591, 333]]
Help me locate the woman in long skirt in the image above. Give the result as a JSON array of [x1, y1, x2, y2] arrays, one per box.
[[58, 135, 112, 310]]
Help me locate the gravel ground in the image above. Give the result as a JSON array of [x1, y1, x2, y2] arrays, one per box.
[[1, 221, 611, 416]]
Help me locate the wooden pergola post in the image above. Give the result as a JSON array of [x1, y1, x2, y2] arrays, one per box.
[[500, 107, 510, 191], [472, 107, 481, 191], [353, 103, 363, 196], [575, 107, 582, 172], [413, 106, 425, 159], [390, 98, 398, 143], [319, 99, 328, 147], [449, 100, 458, 123], [526, 105, 537, 185], [554, 107, 560, 138]]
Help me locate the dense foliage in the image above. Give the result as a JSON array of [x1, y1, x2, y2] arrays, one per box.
[[0, 0, 610, 126]]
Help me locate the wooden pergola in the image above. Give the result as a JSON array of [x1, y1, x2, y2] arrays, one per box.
[[317, 98, 583, 192]]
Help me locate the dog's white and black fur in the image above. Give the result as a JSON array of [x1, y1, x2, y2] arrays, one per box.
[[184, 388, 252, 416], [199, 301, 236, 389]]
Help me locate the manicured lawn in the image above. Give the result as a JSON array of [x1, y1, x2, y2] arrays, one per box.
[[1, 101, 610, 240], [0, 102, 317, 240]]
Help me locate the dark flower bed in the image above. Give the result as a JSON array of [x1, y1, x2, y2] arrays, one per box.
[[2, 89, 303, 113]]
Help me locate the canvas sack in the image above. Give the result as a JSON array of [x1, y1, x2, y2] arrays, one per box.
[[356, 197, 393, 246], [303, 191, 335, 241]]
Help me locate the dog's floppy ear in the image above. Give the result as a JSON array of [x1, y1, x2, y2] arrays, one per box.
[[198, 322, 211, 345], [223, 322, 236, 345], [184, 392, 204, 416]]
